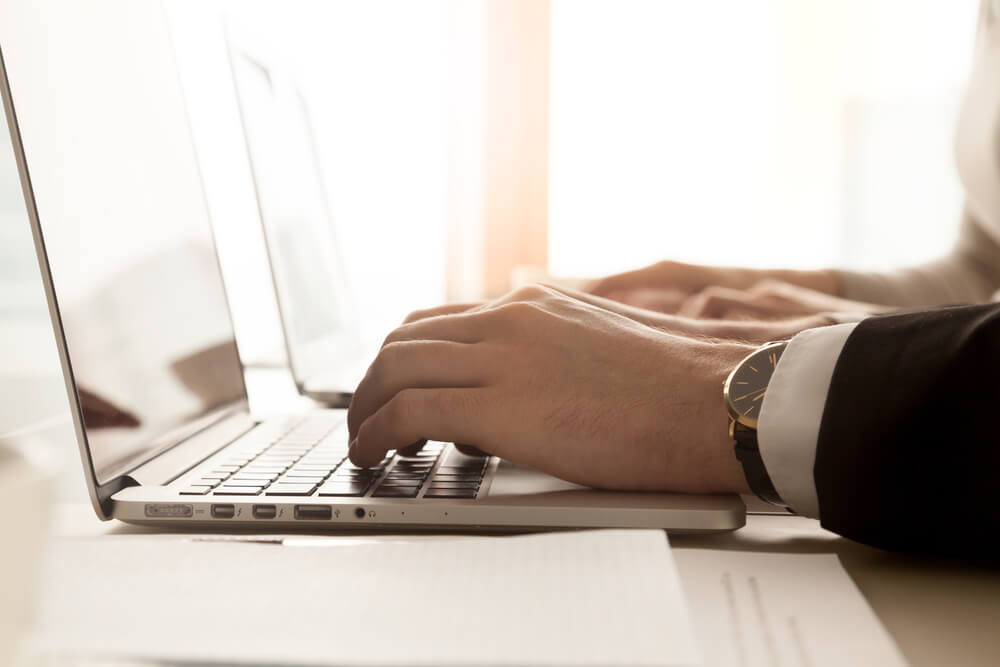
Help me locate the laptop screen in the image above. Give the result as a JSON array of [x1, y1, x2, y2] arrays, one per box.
[[0, 0, 246, 485], [229, 47, 358, 377]]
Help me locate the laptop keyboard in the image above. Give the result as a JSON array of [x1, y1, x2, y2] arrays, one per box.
[[178, 413, 489, 500]]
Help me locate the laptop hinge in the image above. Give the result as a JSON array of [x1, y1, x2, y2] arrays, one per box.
[[129, 412, 257, 487]]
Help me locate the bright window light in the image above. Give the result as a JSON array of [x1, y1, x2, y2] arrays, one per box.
[[549, 0, 979, 278]]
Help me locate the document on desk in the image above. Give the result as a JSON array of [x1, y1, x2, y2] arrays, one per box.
[[31, 530, 701, 666], [674, 550, 907, 667]]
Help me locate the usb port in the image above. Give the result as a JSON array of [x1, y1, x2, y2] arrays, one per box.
[[294, 505, 332, 520], [252, 504, 277, 519], [211, 504, 235, 519]]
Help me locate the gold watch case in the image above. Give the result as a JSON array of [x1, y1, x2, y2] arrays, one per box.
[[723, 341, 789, 431]]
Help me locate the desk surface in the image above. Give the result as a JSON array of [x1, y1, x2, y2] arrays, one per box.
[[50, 502, 1000, 667], [18, 366, 1000, 667]]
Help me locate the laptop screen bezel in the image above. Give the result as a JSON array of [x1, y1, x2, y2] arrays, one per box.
[[0, 27, 251, 520], [225, 32, 362, 393]]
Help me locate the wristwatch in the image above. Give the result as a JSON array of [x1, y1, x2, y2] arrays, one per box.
[[723, 341, 789, 507]]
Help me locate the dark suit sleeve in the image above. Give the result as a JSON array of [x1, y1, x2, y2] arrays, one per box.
[[814, 304, 1000, 559]]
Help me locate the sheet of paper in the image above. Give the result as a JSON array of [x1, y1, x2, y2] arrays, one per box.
[[674, 550, 906, 667], [31, 530, 700, 666]]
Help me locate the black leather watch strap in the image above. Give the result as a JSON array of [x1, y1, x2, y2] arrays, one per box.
[[732, 423, 787, 507]]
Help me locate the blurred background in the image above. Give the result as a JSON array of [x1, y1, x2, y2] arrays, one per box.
[[0, 0, 979, 495]]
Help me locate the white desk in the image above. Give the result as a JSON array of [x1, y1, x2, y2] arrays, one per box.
[[46, 505, 1000, 667], [16, 367, 1000, 667]]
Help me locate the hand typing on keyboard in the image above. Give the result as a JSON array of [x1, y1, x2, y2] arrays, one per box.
[[181, 415, 490, 499], [346, 284, 762, 495]]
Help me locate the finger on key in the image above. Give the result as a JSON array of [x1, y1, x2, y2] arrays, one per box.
[[454, 443, 489, 457], [398, 440, 427, 457], [349, 388, 488, 467], [348, 339, 490, 441]]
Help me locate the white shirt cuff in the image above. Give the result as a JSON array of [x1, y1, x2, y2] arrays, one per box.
[[756, 322, 862, 518]]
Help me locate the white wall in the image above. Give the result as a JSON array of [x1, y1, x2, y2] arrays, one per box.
[[549, 0, 979, 277]]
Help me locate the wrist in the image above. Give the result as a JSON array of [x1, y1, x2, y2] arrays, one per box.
[[680, 339, 755, 494], [702, 316, 827, 345]]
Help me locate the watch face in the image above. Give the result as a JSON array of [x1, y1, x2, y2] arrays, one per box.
[[724, 343, 786, 428]]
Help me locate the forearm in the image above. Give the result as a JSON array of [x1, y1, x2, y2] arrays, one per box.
[[837, 208, 1000, 307]]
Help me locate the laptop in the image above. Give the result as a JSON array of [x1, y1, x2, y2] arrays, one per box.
[[228, 32, 365, 408], [0, 0, 744, 532]]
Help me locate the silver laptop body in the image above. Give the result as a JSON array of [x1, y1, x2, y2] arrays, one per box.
[[228, 29, 365, 408], [0, 0, 744, 533]]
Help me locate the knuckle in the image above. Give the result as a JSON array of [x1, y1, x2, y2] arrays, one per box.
[[700, 285, 729, 299], [402, 308, 430, 324], [750, 279, 782, 295], [699, 294, 721, 309], [510, 283, 548, 301], [685, 295, 713, 316], [380, 340, 405, 367], [371, 341, 411, 386], [496, 300, 545, 324], [381, 325, 405, 347]]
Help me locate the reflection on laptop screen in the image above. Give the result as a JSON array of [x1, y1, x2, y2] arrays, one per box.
[[0, 0, 246, 484], [230, 49, 356, 366]]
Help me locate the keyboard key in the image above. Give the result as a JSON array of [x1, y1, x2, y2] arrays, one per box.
[[242, 466, 288, 474], [214, 486, 263, 495], [427, 481, 480, 489], [375, 479, 423, 488], [276, 476, 325, 486], [191, 479, 220, 487], [430, 473, 482, 482], [328, 475, 375, 485], [437, 462, 486, 471], [200, 472, 230, 480], [265, 483, 318, 496], [253, 457, 298, 465], [330, 467, 376, 476], [179, 487, 211, 495], [222, 479, 271, 487], [382, 472, 427, 481], [284, 467, 332, 475], [230, 473, 277, 481], [317, 481, 371, 497], [338, 463, 374, 473], [287, 466, 334, 474], [424, 488, 478, 499], [373, 486, 420, 498], [297, 461, 341, 469]]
